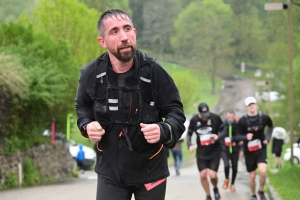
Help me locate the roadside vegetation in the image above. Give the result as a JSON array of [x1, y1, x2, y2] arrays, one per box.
[[267, 143, 300, 200], [1, 0, 300, 193]]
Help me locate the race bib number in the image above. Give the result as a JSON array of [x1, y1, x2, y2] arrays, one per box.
[[200, 134, 214, 146], [225, 137, 235, 146], [247, 139, 262, 152]]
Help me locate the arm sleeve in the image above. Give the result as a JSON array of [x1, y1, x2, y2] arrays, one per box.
[[218, 123, 227, 141], [186, 118, 195, 149], [75, 64, 96, 138], [265, 115, 274, 142], [153, 62, 186, 148], [235, 119, 247, 141]]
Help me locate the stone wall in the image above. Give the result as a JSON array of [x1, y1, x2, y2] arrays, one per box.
[[0, 140, 76, 187]]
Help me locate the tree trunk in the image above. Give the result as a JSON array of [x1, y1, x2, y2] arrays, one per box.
[[211, 57, 217, 94]]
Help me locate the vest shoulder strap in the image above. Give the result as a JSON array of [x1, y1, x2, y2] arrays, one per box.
[[94, 54, 157, 106], [244, 111, 263, 127]]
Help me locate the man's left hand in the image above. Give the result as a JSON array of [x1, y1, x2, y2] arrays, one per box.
[[140, 123, 161, 144], [211, 134, 219, 141], [263, 140, 268, 145]]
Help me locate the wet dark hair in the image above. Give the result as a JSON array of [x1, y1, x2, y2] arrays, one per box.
[[97, 9, 132, 37], [226, 110, 235, 115]]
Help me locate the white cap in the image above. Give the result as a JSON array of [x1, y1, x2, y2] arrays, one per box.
[[244, 96, 257, 106]]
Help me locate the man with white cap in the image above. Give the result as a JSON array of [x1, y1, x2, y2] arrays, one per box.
[[237, 96, 274, 200]]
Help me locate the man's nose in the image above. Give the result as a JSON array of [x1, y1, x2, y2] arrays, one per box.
[[120, 30, 129, 41]]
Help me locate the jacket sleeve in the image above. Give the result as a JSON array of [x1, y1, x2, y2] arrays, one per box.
[[218, 123, 227, 141], [265, 115, 274, 142], [236, 118, 247, 141], [153, 62, 186, 149], [186, 117, 195, 149], [75, 63, 96, 138]]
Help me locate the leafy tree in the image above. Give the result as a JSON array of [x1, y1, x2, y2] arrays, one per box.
[[32, 0, 105, 65], [141, 0, 180, 59], [261, 5, 300, 133], [0, 0, 36, 23], [172, 0, 234, 94], [224, 0, 269, 19], [0, 21, 78, 152], [229, 6, 268, 65], [129, 0, 145, 40], [79, 0, 132, 15], [0, 53, 29, 99], [0, 53, 29, 140]]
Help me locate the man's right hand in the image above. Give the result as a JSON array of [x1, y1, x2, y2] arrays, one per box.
[[86, 121, 105, 142], [246, 133, 253, 141], [189, 145, 195, 153]]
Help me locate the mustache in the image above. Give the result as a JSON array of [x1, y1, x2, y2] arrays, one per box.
[[118, 41, 132, 49]]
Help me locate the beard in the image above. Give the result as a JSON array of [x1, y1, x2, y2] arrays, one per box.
[[111, 43, 136, 62]]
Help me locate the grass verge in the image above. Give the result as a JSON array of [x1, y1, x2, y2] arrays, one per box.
[[267, 143, 300, 200], [267, 163, 300, 200]]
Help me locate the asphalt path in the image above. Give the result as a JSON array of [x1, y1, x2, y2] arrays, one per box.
[[0, 156, 269, 200]]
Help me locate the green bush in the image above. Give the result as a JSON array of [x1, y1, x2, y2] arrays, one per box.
[[22, 157, 40, 186], [4, 170, 18, 189]]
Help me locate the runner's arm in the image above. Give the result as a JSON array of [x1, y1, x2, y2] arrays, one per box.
[[265, 115, 274, 142], [75, 64, 96, 138], [218, 123, 227, 141], [235, 119, 247, 141], [186, 118, 195, 149], [153, 63, 186, 148]]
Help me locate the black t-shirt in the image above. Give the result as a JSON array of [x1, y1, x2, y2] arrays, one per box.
[[272, 137, 284, 154], [187, 113, 223, 159], [237, 112, 273, 154], [219, 120, 240, 153]]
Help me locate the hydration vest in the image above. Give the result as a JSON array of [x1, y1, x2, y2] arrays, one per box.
[[93, 53, 160, 150], [244, 111, 263, 132]]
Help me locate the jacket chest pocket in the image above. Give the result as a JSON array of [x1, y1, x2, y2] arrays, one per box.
[[140, 102, 159, 124], [93, 83, 112, 129]]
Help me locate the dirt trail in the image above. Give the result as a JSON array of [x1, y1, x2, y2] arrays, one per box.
[[212, 75, 256, 120]]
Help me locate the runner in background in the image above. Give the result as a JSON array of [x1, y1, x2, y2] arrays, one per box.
[[219, 110, 241, 193], [171, 139, 184, 176], [186, 103, 223, 200], [237, 96, 274, 200], [271, 127, 286, 170]]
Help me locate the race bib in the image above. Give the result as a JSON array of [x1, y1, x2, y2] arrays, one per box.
[[247, 139, 262, 152], [200, 134, 214, 146], [225, 137, 235, 146]]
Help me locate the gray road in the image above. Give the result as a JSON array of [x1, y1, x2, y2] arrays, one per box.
[[0, 157, 268, 200]]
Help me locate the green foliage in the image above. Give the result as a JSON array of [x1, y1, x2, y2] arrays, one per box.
[[80, 0, 132, 15], [0, 53, 29, 99], [0, 0, 37, 23], [32, 0, 105, 65], [160, 61, 221, 114], [39, 175, 56, 184], [261, 4, 300, 132], [169, 70, 200, 114], [4, 171, 18, 189], [23, 157, 40, 186], [268, 161, 300, 200], [293, 43, 300, 132], [129, 0, 145, 39], [230, 7, 268, 64], [172, 0, 233, 93], [141, 0, 180, 58], [0, 21, 79, 152]]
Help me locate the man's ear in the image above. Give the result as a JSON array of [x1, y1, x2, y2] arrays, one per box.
[[97, 36, 107, 48]]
